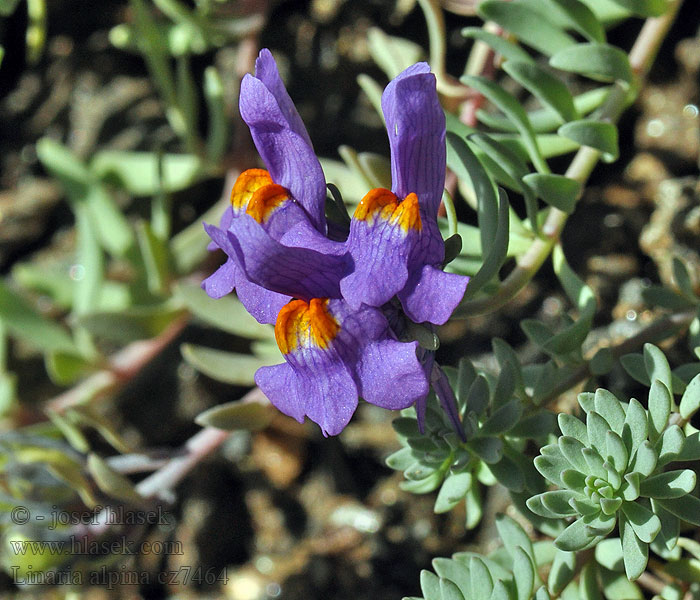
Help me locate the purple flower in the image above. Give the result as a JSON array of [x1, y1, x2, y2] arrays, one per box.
[[256, 298, 428, 436], [202, 49, 333, 323], [340, 63, 469, 325], [201, 52, 470, 436]]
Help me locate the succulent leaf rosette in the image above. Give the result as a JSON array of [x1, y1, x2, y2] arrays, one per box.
[[527, 383, 700, 580], [407, 514, 641, 600]]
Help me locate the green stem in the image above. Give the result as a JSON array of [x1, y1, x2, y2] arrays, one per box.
[[453, 0, 683, 318], [416, 0, 470, 98], [0, 320, 7, 372], [442, 189, 458, 237], [25, 0, 47, 64]]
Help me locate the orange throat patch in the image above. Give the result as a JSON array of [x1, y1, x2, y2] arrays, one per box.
[[275, 299, 340, 355], [354, 188, 422, 232], [246, 184, 289, 224], [230, 169, 274, 213]]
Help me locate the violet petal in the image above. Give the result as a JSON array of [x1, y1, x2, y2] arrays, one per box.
[[382, 63, 446, 220], [398, 264, 469, 325], [239, 68, 326, 231], [229, 215, 348, 300]]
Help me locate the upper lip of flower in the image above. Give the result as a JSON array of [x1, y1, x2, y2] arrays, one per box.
[[382, 62, 447, 221], [201, 48, 334, 324], [238, 48, 328, 233], [337, 62, 469, 325]]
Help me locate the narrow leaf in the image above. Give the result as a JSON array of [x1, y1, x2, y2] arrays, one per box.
[[461, 27, 534, 64], [656, 425, 684, 466], [594, 388, 625, 434], [640, 470, 697, 499], [87, 453, 143, 505], [542, 0, 606, 42], [522, 173, 581, 213], [181, 344, 272, 386], [462, 187, 510, 300], [0, 280, 78, 355], [195, 399, 273, 432], [481, 399, 522, 435], [174, 281, 274, 340], [548, 548, 576, 594], [550, 42, 633, 83], [461, 75, 548, 173], [656, 495, 700, 527], [479, 1, 576, 56], [434, 471, 473, 513], [622, 398, 648, 458], [620, 516, 648, 580], [672, 257, 700, 303], [555, 518, 597, 551], [558, 413, 587, 444], [680, 373, 700, 420], [608, 0, 670, 17], [503, 61, 578, 122], [513, 546, 536, 600], [78, 304, 184, 344], [621, 501, 661, 543], [644, 344, 673, 396], [557, 119, 619, 162], [648, 379, 672, 442], [445, 129, 499, 250]]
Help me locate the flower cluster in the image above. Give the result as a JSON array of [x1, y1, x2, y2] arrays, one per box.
[[203, 49, 468, 436]]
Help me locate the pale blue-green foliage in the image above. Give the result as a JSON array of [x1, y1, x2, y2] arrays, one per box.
[[528, 363, 700, 581], [387, 344, 556, 530], [406, 513, 646, 600]]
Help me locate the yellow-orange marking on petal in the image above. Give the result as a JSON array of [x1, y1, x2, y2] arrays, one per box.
[[353, 188, 422, 232], [246, 184, 289, 224], [275, 298, 340, 355], [390, 192, 422, 232], [354, 188, 398, 225], [230, 168, 273, 213]]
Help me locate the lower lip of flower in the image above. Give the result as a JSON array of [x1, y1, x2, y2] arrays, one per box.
[[275, 298, 340, 354]]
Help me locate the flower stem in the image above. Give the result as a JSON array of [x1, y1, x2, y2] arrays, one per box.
[[134, 426, 231, 499], [453, 0, 684, 318], [417, 0, 470, 98], [431, 363, 466, 441]]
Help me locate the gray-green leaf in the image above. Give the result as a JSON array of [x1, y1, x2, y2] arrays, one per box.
[[504, 61, 578, 122], [522, 173, 581, 213], [640, 470, 697, 499], [557, 119, 619, 162], [620, 515, 648, 580], [479, 1, 576, 56], [181, 344, 272, 385], [550, 43, 633, 83]]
